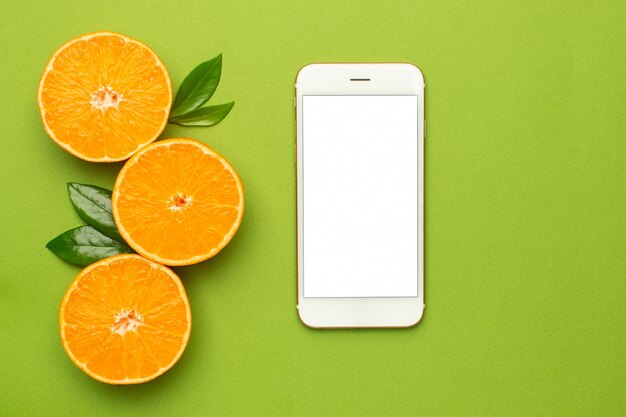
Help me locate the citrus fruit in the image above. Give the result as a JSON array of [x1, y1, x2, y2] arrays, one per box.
[[112, 138, 244, 266], [38, 31, 172, 162], [59, 254, 191, 384]]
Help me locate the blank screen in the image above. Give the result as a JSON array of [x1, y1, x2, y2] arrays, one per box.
[[302, 95, 419, 298]]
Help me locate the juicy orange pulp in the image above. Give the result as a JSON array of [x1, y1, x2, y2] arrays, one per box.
[[113, 138, 244, 266], [38, 31, 172, 162], [59, 254, 191, 384]]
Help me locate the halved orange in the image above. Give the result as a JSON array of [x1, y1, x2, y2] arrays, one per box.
[[38, 31, 172, 162], [112, 138, 244, 266], [59, 254, 191, 384]]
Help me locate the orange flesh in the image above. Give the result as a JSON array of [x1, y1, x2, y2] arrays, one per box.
[[60, 255, 191, 384], [38, 32, 171, 161], [113, 139, 244, 265]]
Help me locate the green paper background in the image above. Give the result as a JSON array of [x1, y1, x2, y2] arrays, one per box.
[[1, 1, 625, 416]]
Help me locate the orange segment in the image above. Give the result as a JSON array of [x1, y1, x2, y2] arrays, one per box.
[[112, 138, 244, 266], [59, 254, 191, 384], [38, 32, 172, 162]]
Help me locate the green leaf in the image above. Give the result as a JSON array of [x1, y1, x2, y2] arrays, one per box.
[[170, 54, 222, 118], [169, 102, 234, 127], [67, 183, 121, 241], [46, 226, 133, 266]]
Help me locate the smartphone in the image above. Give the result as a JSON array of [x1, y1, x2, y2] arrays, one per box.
[[295, 63, 425, 328]]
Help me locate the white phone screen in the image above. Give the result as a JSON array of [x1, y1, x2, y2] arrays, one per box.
[[302, 95, 419, 298]]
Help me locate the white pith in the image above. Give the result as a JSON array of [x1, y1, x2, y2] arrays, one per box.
[[111, 308, 143, 335], [168, 192, 193, 212], [91, 86, 124, 112]]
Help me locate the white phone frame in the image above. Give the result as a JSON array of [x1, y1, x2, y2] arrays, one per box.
[[295, 63, 425, 328]]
